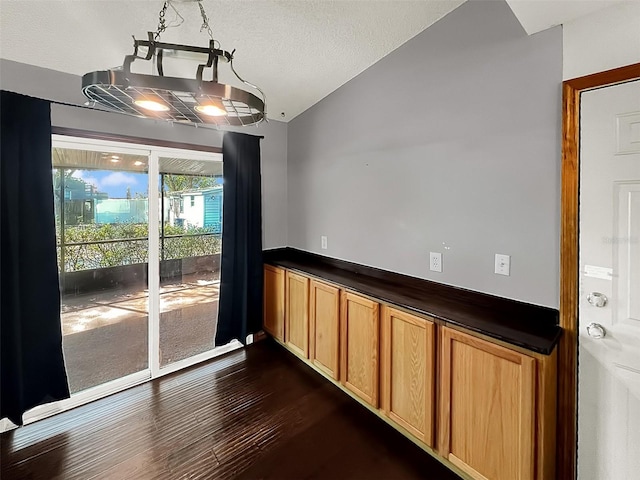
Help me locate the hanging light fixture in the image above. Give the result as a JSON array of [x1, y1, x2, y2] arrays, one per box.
[[82, 0, 266, 127]]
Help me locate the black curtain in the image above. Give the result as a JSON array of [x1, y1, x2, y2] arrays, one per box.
[[1, 91, 70, 426], [215, 132, 263, 346]]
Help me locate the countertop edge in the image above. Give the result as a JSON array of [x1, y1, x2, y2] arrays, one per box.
[[263, 249, 562, 355]]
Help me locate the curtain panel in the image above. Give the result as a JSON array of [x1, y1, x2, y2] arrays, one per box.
[[215, 132, 263, 346], [1, 90, 70, 425]]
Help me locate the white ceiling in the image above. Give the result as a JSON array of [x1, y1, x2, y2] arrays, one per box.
[[506, 0, 626, 35], [0, 0, 624, 122]]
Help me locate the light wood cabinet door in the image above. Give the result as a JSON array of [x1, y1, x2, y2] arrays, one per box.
[[380, 306, 435, 446], [263, 265, 285, 341], [438, 327, 536, 480], [340, 291, 380, 407], [285, 271, 309, 358], [309, 279, 340, 380]]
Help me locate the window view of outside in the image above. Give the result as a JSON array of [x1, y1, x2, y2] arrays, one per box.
[[159, 156, 223, 367], [53, 149, 150, 394], [53, 147, 222, 393]]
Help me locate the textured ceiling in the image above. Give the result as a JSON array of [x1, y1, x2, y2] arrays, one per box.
[[0, 0, 624, 122], [506, 0, 626, 35], [0, 0, 465, 121]]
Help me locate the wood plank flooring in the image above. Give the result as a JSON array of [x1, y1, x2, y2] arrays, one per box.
[[1, 339, 461, 480]]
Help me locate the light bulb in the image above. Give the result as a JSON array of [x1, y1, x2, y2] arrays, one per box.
[[134, 99, 170, 112], [195, 104, 228, 117]]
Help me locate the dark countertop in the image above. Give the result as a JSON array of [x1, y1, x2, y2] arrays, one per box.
[[264, 248, 561, 355]]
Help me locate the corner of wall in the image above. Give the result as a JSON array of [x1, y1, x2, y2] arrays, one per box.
[[563, 2, 640, 80]]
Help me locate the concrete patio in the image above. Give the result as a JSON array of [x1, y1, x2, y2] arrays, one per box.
[[60, 273, 220, 393]]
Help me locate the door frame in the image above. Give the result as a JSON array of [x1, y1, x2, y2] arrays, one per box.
[[559, 62, 640, 480]]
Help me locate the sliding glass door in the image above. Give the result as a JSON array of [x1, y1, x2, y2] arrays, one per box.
[[53, 145, 151, 394], [40, 136, 228, 411], [158, 156, 223, 368]]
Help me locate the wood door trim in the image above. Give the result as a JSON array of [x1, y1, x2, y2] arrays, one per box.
[[559, 62, 640, 480]]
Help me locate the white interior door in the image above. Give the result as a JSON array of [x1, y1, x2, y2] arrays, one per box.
[[578, 79, 640, 480]]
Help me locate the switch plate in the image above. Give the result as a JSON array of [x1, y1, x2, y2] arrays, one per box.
[[321, 236, 328, 250], [495, 254, 510, 276], [430, 252, 442, 272]]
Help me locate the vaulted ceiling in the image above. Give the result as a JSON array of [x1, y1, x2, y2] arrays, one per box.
[[0, 0, 622, 121]]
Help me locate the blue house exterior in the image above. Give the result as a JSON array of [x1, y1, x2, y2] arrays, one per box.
[[203, 186, 223, 233]]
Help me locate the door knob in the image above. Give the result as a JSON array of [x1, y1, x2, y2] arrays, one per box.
[[587, 292, 608, 307], [586, 323, 606, 339]]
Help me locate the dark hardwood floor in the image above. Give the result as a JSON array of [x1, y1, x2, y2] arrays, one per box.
[[1, 340, 462, 480]]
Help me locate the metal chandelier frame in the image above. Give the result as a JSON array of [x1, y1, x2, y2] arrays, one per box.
[[81, 1, 266, 127]]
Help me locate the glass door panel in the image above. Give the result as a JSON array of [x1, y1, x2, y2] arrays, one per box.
[[53, 148, 150, 393], [158, 156, 223, 367]]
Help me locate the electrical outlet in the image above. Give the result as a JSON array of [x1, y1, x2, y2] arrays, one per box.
[[430, 252, 442, 272], [321, 236, 328, 250], [495, 254, 510, 276]]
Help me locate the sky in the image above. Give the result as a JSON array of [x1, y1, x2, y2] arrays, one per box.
[[73, 170, 148, 199]]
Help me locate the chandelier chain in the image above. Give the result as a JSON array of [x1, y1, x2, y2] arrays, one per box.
[[154, 1, 169, 41], [82, 0, 265, 126], [198, 1, 215, 41]]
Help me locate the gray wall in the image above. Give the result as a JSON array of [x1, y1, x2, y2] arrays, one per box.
[[0, 59, 288, 249], [287, 0, 562, 308]]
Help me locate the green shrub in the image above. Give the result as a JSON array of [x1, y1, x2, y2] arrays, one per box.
[[58, 223, 221, 272]]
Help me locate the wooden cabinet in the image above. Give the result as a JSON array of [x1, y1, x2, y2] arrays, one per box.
[[309, 279, 340, 380], [263, 265, 285, 341], [340, 291, 380, 407], [438, 327, 537, 480], [380, 306, 435, 446], [285, 271, 310, 358], [263, 262, 557, 480]]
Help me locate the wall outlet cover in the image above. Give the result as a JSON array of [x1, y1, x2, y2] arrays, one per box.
[[430, 252, 442, 272], [321, 236, 328, 250]]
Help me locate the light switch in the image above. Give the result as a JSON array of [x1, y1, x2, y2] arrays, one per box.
[[495, 254, 510, 276]]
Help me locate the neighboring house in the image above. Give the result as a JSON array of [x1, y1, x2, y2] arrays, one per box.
[[94, 198, 148, 224], [59, 185, 223, 229], [55, 174, 108, 225], [164, 186, 223, 232]]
